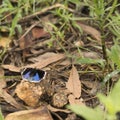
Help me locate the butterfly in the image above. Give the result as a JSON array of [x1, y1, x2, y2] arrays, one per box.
[[21, 68, 46, 83]]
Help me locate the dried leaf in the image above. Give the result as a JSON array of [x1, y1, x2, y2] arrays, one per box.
[[0, 37, 11, 48], [24, 53, 65, 69], [19, 26, 50, 50], [28, 52, 59, 62], [0, 68, 6, 88], [5, 107, 53, 120], [77, 22, 101, 43], [19, 33, 32, 49], [66, 65, 81, 98], [1, 65, 20, 72], [68, 94, 84, 105], [2, 53, 65, 72], [0, 68, 21, 109], [0, 89, 22, 109], [32, 27, 49, 39], [83, 51, 100, 59]]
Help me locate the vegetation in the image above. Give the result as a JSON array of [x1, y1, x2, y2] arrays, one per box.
[[0, 0, 120, 120], [68, 79, 120, 120]]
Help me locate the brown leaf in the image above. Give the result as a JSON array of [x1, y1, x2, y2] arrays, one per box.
[[0, 68, 6, 88], [19, 26, 50, 50], [24, 53, 65, 69], [0, 89, 22, 109], [32, 27, 49, 39], [1, 65, 20, 72], [0, 69, 22, 109], [19, 33, 32, 50], [68, 94, 84, 105], [28, 52, 58, 62], [2, 53, 65, 72], [0, 68, 21, 109], [0, 37, 11, 48], [5, 107, 53, 120], [77, 22, 101, 44], [83, 51, 100, 59], [66, 65, 81, 98]]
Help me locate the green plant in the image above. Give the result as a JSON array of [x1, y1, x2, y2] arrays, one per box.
[[0, 0, 32, 36], [0, 109, 4, 120], [76, 0, 118, 71], [75, 57, 105, 68], [68, 79, 120, 120], [103, 42, 120, 83], [107, 11, 120, 40], [108, 42, 120, 70], [47, 4, 76, 54], [47, 22, 68, 55], [0, 0, 60, 36]]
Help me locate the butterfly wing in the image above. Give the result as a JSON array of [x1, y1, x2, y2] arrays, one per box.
[[31, 72, 41, 82], [22, 71, 31, 79], [21, 68, 46, 82]]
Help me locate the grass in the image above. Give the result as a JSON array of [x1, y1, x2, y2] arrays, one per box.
[[0, 109, 4, 120]]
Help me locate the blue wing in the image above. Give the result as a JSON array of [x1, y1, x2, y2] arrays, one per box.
[[22, 68, 44, 82], [23, 71, 31, 79], [32, 73, 40, 82]]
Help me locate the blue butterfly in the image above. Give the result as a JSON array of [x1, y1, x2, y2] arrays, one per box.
[[21, 68, 46, 83]]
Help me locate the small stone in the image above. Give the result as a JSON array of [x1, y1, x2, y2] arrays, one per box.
[[15, 80, 44, 107], [52, 92, 68, 108]]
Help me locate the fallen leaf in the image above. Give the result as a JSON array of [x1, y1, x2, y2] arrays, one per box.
[[68, 94, 84, 105], [24, 53, 65, 69], [83, 51, 100, 59], [0, 89, 22, 109], [66, 65, 81, 98], [19, 33, 32, 50], [28, 52, 63, 62], [77, 22, 101, 44], [0, 68, 6, 88], [0, 68, 22, 109], [1, 53, 65, 72], [0, 37, 11, 48], [32, 26, 50, 39], [19, 26, 50, 50], [28, 52, 57, 62], [1, 65, 20, 72], [5, 107, 53, 120], [58, 59, 71, 66]]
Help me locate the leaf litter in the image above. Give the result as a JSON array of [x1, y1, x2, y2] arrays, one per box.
[[5, 107, 53, 120], [0, 1, 113, 120], [0, 68, 22, 109], [2, 52, 65, 71]]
